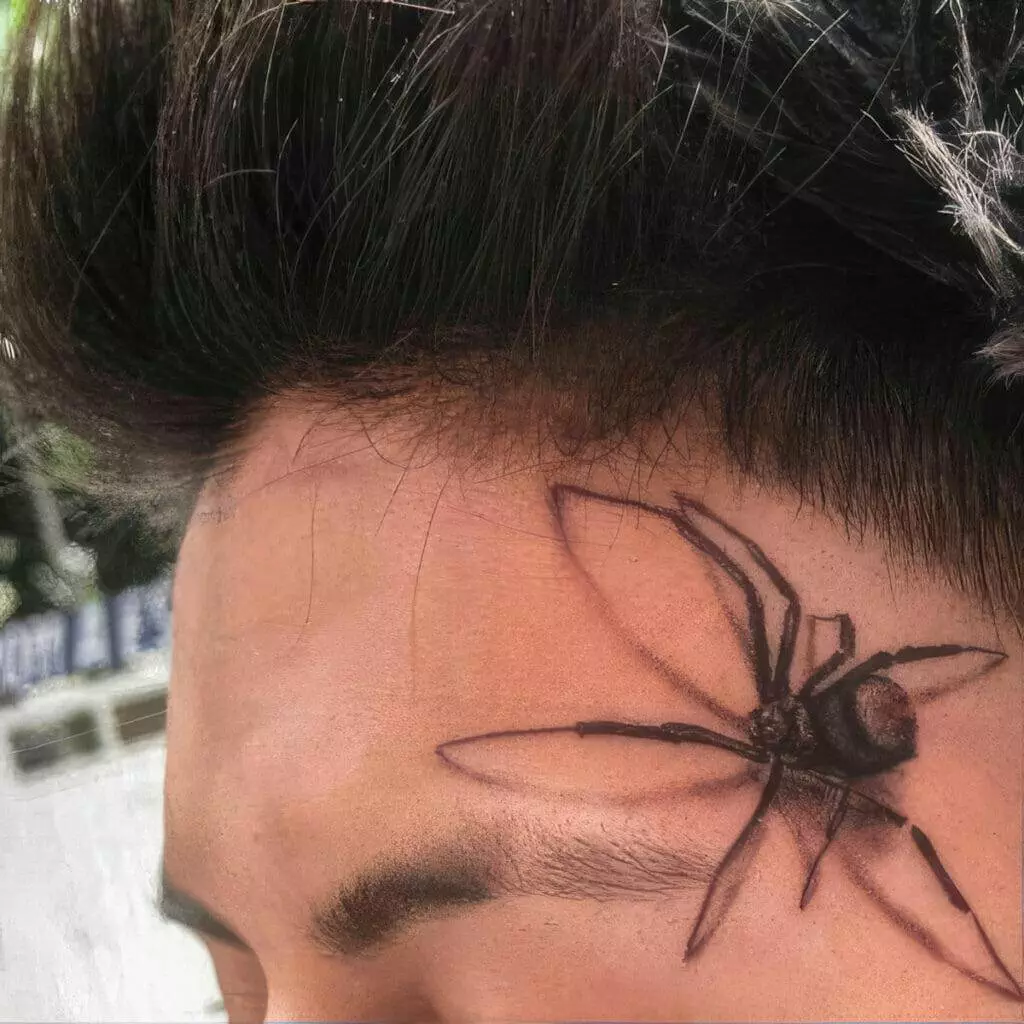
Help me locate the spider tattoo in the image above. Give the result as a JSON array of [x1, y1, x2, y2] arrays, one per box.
[[436, 484, 1022, 1001]]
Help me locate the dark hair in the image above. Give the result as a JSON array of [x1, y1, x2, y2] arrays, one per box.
[[1, 0, 1024, 615]]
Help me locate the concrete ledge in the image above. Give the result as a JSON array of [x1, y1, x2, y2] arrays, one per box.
[[0, 649, 171, 788]]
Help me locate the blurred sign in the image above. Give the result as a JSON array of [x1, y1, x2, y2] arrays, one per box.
[[0, 573, 173, 704]]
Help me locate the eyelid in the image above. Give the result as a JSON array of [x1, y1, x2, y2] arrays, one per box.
[[205, 936, 267, 1024]]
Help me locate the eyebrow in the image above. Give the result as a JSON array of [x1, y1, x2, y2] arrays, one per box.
[[157, 817, 717, 959], [157, 873, 251, 950]]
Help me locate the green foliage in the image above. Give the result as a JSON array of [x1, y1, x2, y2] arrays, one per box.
[[9, 0, 30, 31], [35, 423, 95, 491], [0, 407, 177, 627]]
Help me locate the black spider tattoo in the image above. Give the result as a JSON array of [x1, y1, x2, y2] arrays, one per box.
[[436, 484, 1023, 1002]]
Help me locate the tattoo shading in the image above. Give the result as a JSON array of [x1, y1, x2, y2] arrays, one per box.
[[436, 484, 1022, 1002]]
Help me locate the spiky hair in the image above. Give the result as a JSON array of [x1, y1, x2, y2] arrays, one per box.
[[1, 0, 1024, 615], [676, 0, 1024, 378]]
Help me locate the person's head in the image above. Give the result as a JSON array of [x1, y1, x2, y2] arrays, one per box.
[[1, 1, 1022, 1019]]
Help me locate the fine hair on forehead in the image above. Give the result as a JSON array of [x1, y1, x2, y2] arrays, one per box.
[[1, 0, 1024, 617]]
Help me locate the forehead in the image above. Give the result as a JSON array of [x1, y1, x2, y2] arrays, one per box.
[[163, 411, 460, 878], [159, 413, 496, 888], [160, 403, 749, 937]]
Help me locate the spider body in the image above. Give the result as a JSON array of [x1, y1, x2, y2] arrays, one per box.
[[747, 694, 816, 760], [750, 674, 918, 777], [804, 672, 918, 776]]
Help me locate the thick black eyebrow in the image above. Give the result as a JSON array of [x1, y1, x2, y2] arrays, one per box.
[[158, 819, 716, 960]]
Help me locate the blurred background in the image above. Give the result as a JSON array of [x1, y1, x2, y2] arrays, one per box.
[[0, 2, 225, 1018]]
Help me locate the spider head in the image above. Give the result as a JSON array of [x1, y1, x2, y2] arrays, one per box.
[[748, 696, 816, 759]]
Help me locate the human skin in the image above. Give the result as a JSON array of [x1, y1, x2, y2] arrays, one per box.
[[162, 394, 1023, 1022]]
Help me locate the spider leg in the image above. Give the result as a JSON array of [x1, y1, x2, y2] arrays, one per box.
[[909, 824, 1024, 999], [788, 766, 1023, 1000], [547, 484, 748, 732], [797, 613, 855, 698], [436, 720, 771, 768], [671, 493, 801, 704], [826, 643, 1006, 692], [575, 720, 770, 764], [799, 786, 851, 908], [788, 764, 907, 826], [685, 757, 785, 957]]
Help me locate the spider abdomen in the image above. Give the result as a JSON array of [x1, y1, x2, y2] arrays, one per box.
[[806, 673, 917, 776]]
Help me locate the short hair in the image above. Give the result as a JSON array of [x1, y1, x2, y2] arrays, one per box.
[[1, 0, 1023, 616]]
